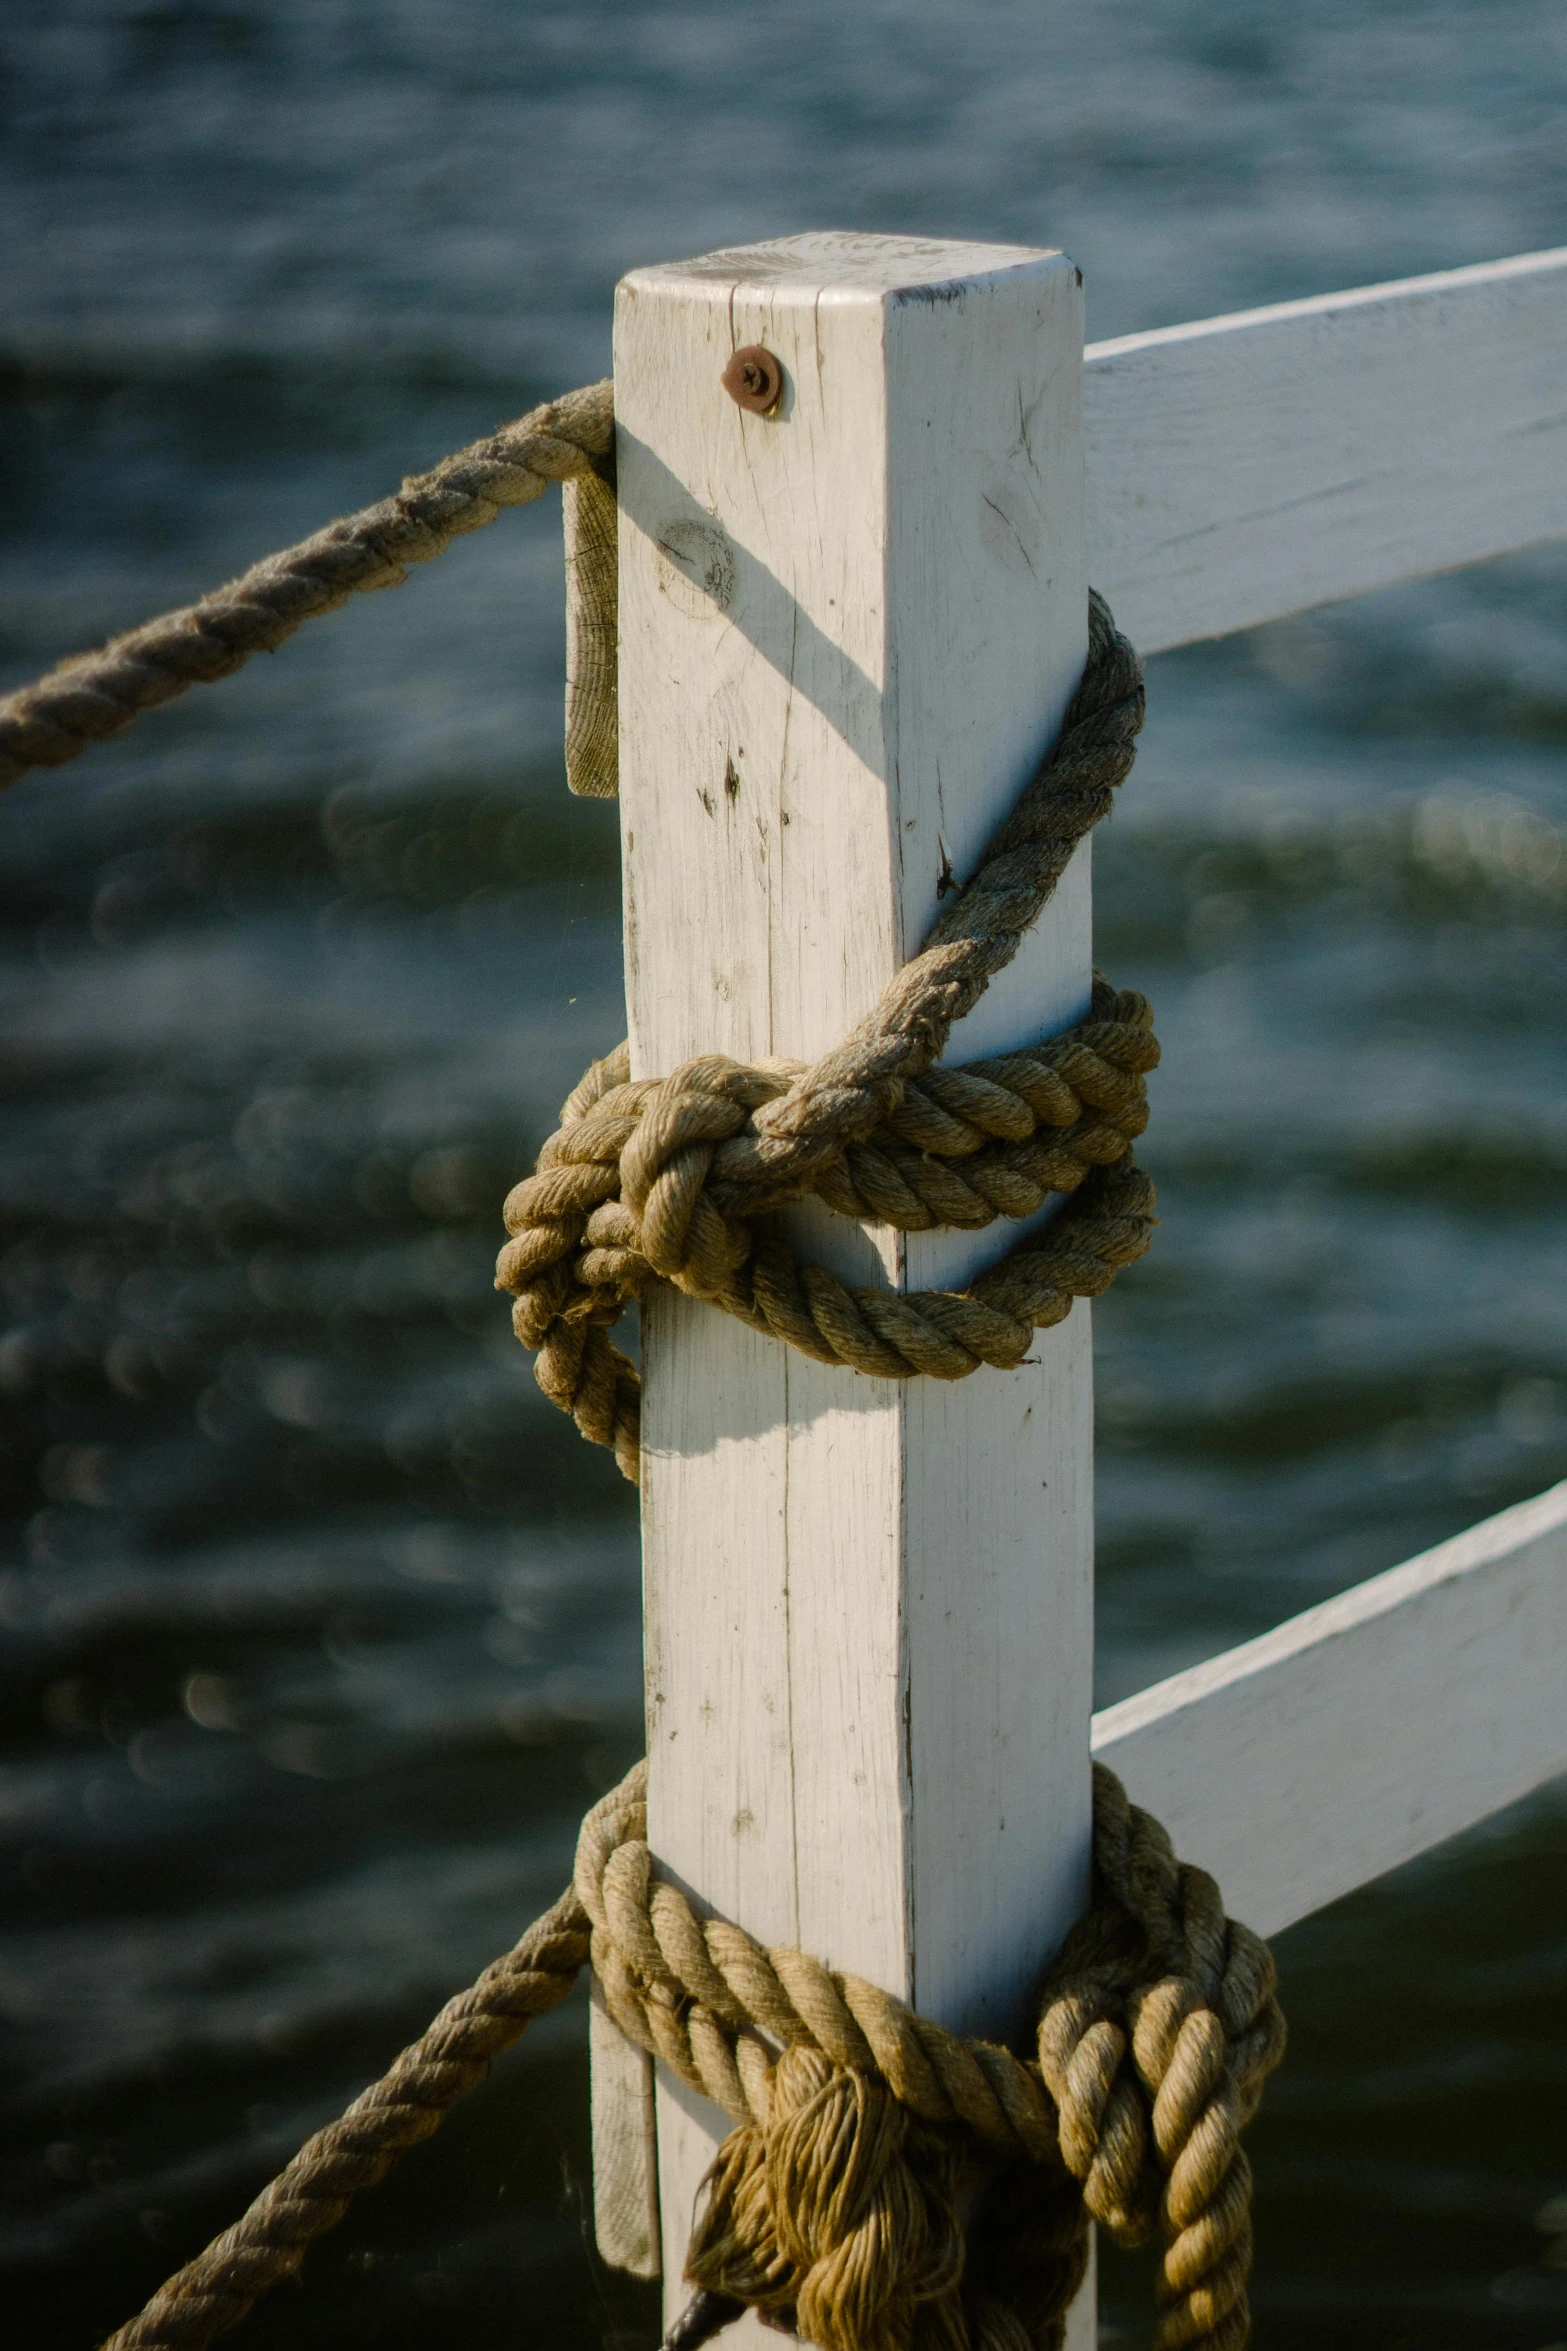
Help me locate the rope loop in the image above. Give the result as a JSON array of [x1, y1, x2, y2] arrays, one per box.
[[498, 593, 1157, 1481]]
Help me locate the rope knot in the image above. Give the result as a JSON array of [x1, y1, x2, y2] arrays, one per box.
[[498, 595, 1157, 1483], [687, 2047, 969, 2351]]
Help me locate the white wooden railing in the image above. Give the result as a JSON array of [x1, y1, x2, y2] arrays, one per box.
[[596, 233, 1567, 2339], [1088, 244, 1567, 651]]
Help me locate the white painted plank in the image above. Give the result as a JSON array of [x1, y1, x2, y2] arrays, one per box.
[[614, 231, 1096, 2330], [1085, 245, 1567, 651], [1093, 1480, 1567, 1938]]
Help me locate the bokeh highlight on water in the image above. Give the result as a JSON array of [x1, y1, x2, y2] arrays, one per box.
[[2, 4, 1566, 2345]]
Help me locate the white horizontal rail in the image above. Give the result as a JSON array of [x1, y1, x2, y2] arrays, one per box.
[[1085, 246, 1567, 652], [1093, 1481, 1567, 1938]]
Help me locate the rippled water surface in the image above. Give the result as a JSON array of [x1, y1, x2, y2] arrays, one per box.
[[3, 5, 1567, 2345]]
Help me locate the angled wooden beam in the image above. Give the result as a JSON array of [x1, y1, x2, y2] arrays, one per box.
[[1093, 1480, 1567, 1938], [1085, 245, 1567, 651]]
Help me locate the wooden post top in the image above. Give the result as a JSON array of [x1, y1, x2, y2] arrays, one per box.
[[621, 228, 1069, 298]]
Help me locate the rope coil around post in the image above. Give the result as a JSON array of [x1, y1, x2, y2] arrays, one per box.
[[581, 1761, 1285, 2351], [102, 1763, 1285, 2351], [496, 592, 1157, 1482]]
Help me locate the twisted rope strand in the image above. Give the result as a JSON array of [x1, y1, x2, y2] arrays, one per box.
[[97, 1770, 644, 2351], [498, 597, 1155, 1480], [0, 380, 614, 792], [749, 596, 1143, 1177], [1033, 1772, 1287, 2351]]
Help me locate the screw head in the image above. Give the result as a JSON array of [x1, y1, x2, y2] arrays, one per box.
[[722, 345, 784, 416]]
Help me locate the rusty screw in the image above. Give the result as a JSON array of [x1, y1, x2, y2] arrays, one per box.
[[722, 344, 784, 416]]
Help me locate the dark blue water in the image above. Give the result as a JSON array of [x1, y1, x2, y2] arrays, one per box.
[[2, 5, 1566, 2346]]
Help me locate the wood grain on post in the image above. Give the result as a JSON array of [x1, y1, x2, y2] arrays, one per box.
[[605, 231, 1095, 2342]]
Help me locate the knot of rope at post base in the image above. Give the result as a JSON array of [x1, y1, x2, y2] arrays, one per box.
[[496, 593, 1158, 1484], [99, 1760, 1284, 2351], [579, 1761, 1285, 2351]]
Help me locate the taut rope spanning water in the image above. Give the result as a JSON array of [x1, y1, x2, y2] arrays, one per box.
[[0, 381, 615, 792], [104, 1762, 1284, 2351]]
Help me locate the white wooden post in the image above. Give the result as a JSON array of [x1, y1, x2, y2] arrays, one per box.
[[613, 232, 1095, 2340]]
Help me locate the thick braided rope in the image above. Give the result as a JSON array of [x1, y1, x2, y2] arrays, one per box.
[[1035, 1773, 1288, 2351], [578, 1769, 1062, 2166], [580, 1759, 1285, 2351], [498, 595, 1155, 1482], [0, 381, 615, 792], [95, 1769, 643, 2351]]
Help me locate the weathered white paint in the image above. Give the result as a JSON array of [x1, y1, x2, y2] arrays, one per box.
[[1085, 244, 1567, 652], [1093, 1479, 1567, 1939], [613, 231, 1096, 2336]]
